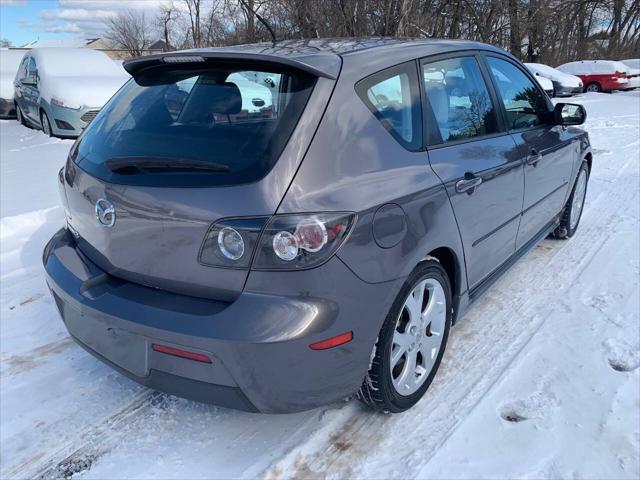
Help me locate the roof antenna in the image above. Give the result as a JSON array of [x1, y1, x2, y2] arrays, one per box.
[[239, 0, 277, 44]]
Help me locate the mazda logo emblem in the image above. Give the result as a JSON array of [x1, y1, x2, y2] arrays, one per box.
[[95, 198, 115, 227]]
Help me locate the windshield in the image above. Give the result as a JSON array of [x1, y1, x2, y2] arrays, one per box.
[[75, 64, 316, 187]]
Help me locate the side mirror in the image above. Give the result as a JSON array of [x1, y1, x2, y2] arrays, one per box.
[[554, 103, 586, 126]]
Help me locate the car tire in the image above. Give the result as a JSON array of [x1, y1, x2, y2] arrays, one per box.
[[16, 104, 26, 127], [358, 260, 452, 413], [552, 162, 589, 239], [40, 109, 52, 137], [585, 82, 601, 93]]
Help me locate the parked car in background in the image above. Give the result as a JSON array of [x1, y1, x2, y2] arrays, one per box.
[[620, 58, 640, 89], [13, 48, 129, 138], [530, 72, 554, 96], [44, 39, 592, 414], [0, 49, 25, 118], [556, 60, 629, 92], [524, 62, 583, 96]]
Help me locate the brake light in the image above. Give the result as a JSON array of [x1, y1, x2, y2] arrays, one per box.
[[162, 55, 205, 64], [309, 331, 354, 350], [152, 343, 212, 363]]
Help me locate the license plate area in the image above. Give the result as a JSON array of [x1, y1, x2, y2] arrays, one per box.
[[63, 305, 148, 377]]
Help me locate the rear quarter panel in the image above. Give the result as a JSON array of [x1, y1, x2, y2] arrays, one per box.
[[278, 56, 466, 296]]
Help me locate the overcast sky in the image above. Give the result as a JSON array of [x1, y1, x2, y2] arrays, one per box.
[[0, 0, 171, 46]]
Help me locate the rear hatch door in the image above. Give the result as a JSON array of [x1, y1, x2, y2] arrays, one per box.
[[63, 58, 337, 301]]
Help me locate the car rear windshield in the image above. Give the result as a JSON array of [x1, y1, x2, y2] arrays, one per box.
[[75, 64, 316, 187]]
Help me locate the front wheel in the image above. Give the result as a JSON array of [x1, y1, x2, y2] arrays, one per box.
[[552, 162, 589, 239], [358, 260, 452, 413], [40, 110, 52, 137], [16, 104, 26, 126]]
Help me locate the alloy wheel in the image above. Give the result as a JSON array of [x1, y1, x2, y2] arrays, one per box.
[[390, 278, 447, 396], [570, 169, 588, 230], [41, 112, 51, 136]]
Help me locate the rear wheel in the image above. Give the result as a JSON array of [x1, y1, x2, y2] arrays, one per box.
[[585, 82, 601, 93], [358, 260, 452, 413], [552, 162, 589, 239], [40, 110, 52, 137]]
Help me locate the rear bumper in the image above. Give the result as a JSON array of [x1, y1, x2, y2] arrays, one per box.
[[44, 228, 403, 413], [0, 97, 16, 118]]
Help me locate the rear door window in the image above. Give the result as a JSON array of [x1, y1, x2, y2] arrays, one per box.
[[76, 65, 316, 187], [421, 56, 499, 144], [22, 58, 37, 83], [486, 57, 549, 130], [356, 62, 422, 151], [16, 58, 28, 80]]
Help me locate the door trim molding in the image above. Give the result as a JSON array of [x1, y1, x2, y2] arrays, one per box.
[[522, 180, 569, 215], [472, 212, 521, 247], [468, 215, 559, 300]]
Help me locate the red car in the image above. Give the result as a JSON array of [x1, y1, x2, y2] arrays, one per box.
[[556, 60, 630, 92]]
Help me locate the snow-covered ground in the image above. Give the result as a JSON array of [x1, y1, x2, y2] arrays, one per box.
[[1, 92, 639, 479]]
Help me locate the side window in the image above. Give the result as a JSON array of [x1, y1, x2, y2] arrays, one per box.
[[27, 58, 37, 78], [486, 57, 549, 130], [17, 58, 28, 80], [422, 56, 499, 144], [356, 62, 422, 151]]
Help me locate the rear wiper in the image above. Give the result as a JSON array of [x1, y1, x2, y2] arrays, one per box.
[[106, 157, 230, 174]]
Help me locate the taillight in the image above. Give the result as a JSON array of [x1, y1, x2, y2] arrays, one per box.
[[199, 217, 267, 269], [253, 213, 356, 270], [198, 213, 356, 271]]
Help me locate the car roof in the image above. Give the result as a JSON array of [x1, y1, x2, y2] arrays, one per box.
[[211, 37, 495, 56], [125, 37, 508, 80]]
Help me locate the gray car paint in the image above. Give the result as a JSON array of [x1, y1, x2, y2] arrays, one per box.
[[44, 38, 592, 413], [64, 76, 337, 301]]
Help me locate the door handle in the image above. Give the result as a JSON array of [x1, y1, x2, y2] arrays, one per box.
[[456, 173, 482, 194], [526, 149, 543, 166]]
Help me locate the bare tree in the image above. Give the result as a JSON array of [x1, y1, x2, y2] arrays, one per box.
[[119, 0, 640, 64], [157, 4, 179, 50], [184, 0, 203, 48], [106, 10, 153, 57], [507, 0, 521, 57], [239, 0, 277, 42]]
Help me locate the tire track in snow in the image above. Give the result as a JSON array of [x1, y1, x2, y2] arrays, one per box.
[[6, 391, 160, 480], [261, 118, 639, 479]]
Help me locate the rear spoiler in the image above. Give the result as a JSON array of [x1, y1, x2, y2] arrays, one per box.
[[123, 50, 341, 80]]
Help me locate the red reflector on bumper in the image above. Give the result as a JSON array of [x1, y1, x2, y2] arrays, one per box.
[[152, 343, 212, 363], [309, 331, 353, 350]]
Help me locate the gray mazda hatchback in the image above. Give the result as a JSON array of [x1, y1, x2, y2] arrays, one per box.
[[44, 38, 591, 413]]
